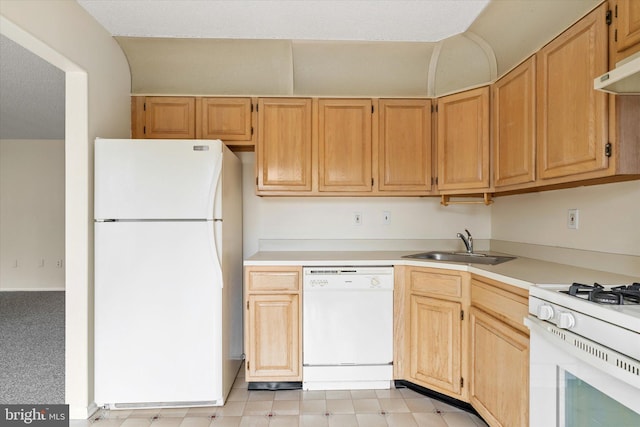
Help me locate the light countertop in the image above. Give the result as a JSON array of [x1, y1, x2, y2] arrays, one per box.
[[244, 250, 639, 290]]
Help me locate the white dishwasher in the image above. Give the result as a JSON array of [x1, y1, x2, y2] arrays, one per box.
[[303, 266, 394, 390]]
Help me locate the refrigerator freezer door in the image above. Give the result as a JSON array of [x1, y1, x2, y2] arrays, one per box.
[[94, 220, 223, 405], [94, 139, 222, 220]]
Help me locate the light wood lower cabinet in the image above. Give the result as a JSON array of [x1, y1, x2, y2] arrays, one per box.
[[410, 295, 462, 396], [244, 266, 302, 382], [469, 276, 530, 427], [398, 266, 470, 401]]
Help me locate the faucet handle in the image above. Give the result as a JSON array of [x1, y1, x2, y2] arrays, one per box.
[[465, 228, 472, 238]]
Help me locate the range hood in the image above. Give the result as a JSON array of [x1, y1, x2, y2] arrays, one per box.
[[594, 53, 640, 94]]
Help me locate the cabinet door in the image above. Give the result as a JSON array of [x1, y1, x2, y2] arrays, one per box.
[[318, 99, 372, 192], [616, 0, 640, 56], [437, 87, 490, 191], [197, 97, 252, 142], [257, 98, 312, 191], [493, 57, 536, 188], [470, 307, 529, 427], [144, 97, 196, 139], [410, 295, 462, 397], [378, 99, 432, 192], [537, 4, 608, 180], [246, 294, 301, 381]]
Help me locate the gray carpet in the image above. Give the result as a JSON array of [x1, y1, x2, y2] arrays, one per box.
[[0, 291, 65, 404]]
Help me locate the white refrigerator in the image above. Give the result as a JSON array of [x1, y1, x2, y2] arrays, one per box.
[[94, 138, 243, 408]]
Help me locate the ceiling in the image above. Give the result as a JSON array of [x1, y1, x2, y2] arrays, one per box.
[[75, 0, 490, 42]]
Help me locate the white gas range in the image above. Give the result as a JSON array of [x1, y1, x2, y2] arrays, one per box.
[[526, 282, 640, 426]]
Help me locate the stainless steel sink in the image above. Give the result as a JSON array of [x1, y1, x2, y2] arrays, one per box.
[[402, 251, 516, 265]]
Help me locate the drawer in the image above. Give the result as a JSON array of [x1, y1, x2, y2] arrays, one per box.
[[246, 267, 301, 292], [471, 277, 528, 334], [410, 269, 462, 299]]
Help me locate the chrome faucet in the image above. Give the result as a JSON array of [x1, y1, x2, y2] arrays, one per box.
[[457, 229, 473, 254]]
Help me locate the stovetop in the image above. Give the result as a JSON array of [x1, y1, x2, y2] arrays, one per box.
[[561, 282, 640, 305], [529, 282, 640, 333]]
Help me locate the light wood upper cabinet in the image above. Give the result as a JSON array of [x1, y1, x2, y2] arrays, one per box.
[[469, 276, 529, 427], [536, 4, 609, 181], [131, 96, 254, 145], [136, 97, 196, 139], [256, 98, 312, 192], [493, 57, 536, 189], [611, 0, 640, 64], [437, 87, 490, 193], [318, 99, 372, 192], [196, 97, 253, 142], [244, 266, 302, 382], [378, 99, 432, 193]]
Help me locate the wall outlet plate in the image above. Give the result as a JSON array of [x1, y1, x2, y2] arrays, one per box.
[[353, 212, 362, 226], [567, 209, 579, 229]]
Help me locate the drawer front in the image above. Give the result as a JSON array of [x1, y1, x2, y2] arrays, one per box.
[[471, 278, 528, 334], [247, 267, 301, 292], [410, 270, 462, 299]]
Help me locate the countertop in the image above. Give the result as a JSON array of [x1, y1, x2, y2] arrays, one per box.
[[244, 250, 639, 290]]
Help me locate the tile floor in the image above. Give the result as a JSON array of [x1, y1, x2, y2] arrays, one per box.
[[78, 369, 487, 427]]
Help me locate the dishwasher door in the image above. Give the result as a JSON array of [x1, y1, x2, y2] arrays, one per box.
[[302, 267, 394, 389]]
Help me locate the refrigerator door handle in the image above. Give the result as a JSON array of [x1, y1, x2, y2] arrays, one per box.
[[211, 220, 224, 288], [210, 153, 223, 220]]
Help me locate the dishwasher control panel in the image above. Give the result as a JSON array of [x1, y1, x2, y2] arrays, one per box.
[[303, 267, 394, 290]]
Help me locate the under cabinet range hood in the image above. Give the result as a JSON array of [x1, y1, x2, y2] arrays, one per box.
[[594, 53, 640, 94]]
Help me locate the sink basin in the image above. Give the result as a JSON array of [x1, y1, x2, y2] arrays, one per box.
[[402, 251, 516, 265]]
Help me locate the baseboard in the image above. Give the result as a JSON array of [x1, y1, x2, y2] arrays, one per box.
[[394, 380, 479, 416], [0, 288, 65, 292], [248, 382, 302, 391], [69, 401, 99, 420]]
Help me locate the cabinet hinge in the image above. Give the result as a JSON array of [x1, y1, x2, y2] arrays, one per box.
[[251, 126, 254, 136], [143, 126, 146, 134], [460, 377, 464, 388], [143, 102, 146, 111], [615, 4, 618, 18], [251, 104, 254, 113], [255, 104, 259, 112], [605, 142, 612, 158], [371, 178, 374, 187], [460, 310, 464, 321], [606, 9, 612, 25], [246, 301, 249, 310], [435, 177, 438, 185], [435, 105, 439, 113], [371, 105, 374, 114], [256, 177, 258, 186], [615, 29, 618, 42], [247, 361, 250, 370]]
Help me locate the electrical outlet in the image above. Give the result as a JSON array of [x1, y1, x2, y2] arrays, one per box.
[[567, 209, 579, 229], [353, 212, 362, 226], [56, 260, 64, 268], [382, 211, 391, 225]]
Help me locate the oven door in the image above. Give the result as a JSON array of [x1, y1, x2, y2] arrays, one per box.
[[526, 316, 640, 427]]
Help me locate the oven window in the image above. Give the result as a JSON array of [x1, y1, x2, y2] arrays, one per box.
[[564, 372, 640, 426]]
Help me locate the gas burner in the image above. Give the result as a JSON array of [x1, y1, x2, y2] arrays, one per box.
[[561, 282, 640, 305]]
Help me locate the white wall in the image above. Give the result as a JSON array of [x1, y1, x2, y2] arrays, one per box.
[[0, 139, 65, 290], [1, 0, 131, 419], [492, 180, 640, 256], [240, 152, 492, 257]]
